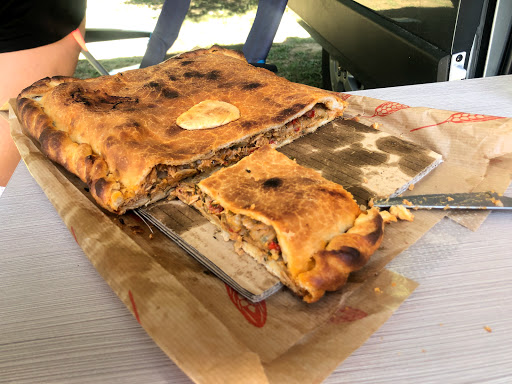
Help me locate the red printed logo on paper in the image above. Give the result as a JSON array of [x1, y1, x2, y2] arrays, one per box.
[[226, 284, 267, 328], [70, 226, 79, 244], [339, 93, 352, 101], [128, 290, 141, 324], [410, 112, 504, 132], [330, 306, 368, 324], [366, 101, 410, 118]]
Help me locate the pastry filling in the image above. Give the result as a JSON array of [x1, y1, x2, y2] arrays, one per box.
[[176, 185, 298, 288], [118, 104, 332, 210]]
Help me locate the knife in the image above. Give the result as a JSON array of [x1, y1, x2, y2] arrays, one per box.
[[372, 192, 512, 210], [71, 28, 110, 76]]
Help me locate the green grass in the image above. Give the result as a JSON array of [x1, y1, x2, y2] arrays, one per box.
[[266, 37, 322, 88], [74, 37, 323, 88]]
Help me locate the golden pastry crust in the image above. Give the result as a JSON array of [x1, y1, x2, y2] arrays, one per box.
[[196, 146, 384, 302], [16, 46, 346, 214]]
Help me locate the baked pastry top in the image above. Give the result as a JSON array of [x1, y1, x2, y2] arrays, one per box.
[[179, 146, 384, 302], [17, 46, 346, 214]]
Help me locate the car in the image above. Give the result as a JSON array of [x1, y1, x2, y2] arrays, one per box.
[[288, 0, 509, 91]]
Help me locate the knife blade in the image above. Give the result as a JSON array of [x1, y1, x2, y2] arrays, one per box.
[[372, 192, 512, 210]]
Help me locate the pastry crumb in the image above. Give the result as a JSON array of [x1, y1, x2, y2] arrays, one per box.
[[371, 122, 379, 130], [352, 116, 361, 122], [490, 197, 504, 207], [408, 184, 415, 191], [374, 287, 383, 294], [447, 196, 454, 201], [380, 210, 398, 224], [149, 233, 154, 240], [130, 225, 144, 235], [391, 282, 397, 287], [484, 326, 492, 333], [443, 205, 450, 210], [363, 177, 368, 183], [402, 199, 413, 206], [389, 205, 414, 221], [421, 349, 427, 353], [368, 198, 374, 208]]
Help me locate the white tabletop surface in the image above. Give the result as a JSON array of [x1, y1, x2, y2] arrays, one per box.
[[1, 75, 512, 384]]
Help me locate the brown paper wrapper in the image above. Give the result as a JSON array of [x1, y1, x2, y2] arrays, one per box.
[[341, 93, 512, 230], [8, 91, 512, 382], [264, 271, 418, 383]]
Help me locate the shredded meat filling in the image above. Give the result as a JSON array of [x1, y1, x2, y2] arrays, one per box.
[[176, 186, 284, 264], [122, 104, 329, 208]]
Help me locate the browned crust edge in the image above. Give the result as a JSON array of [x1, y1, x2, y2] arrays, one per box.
[[17, 77, 119, 213], [296, 208, 384, 303]]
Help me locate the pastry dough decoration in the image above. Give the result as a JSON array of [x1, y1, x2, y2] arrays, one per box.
[[176, 100, 240, 130]]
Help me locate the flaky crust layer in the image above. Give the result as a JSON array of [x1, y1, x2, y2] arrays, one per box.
[[17, 46, 346, 213], [198, 146, 384, 302]]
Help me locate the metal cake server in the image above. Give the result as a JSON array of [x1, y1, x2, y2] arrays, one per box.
[[372, 191, 512, 210]]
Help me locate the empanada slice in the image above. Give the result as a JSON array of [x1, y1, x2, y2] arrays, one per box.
[[177, 146, 384, 302]]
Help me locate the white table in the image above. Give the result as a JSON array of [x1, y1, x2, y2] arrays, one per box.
[[1, 75, 512, 383]]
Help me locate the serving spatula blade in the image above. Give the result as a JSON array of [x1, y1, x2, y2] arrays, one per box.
[[373, 192, 512, 210]]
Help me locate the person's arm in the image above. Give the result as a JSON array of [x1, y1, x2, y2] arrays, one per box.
[[0, 19, 85, 187]]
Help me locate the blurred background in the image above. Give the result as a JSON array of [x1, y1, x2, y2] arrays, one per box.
[[77, 0, 512, 91], [75, 0, 324, 87]]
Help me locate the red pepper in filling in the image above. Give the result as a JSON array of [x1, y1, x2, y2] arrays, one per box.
[[268, 240, 281, 252], [208, 204, 224, 214], [306, 109, 315, 118], [292, 118, 301, 132]]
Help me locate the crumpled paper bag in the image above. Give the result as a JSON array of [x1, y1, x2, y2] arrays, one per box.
[[9, 89, 512, 383], [341, 93, 512, 230]]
